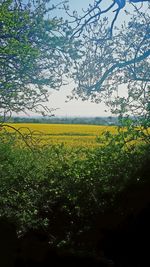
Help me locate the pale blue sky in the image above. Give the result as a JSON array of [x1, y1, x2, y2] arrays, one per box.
[[21, 0, 148, 117], [46, 0, 125, 117], [45, 0, 114, 117]]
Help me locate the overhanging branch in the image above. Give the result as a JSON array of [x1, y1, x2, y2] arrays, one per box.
[[70, 0, 150, 38], [90, 49, 150, 92]]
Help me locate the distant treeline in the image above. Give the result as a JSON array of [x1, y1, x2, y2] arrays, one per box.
[[7, 116, 119, 125]]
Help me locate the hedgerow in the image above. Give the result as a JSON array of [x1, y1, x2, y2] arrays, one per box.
[[0, 129, 149, 250]]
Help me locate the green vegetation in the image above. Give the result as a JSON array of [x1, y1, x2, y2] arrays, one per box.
[[0, 0, 80, 116], [6, 116, 119, 126], [0, 126, 149, 251], [0, 1, 149, 264]]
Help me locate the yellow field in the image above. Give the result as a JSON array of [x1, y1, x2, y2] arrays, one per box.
[[2, 123, 118, 148]]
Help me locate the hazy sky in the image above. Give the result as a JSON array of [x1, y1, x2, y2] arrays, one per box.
[[14, 0, 121, 118], [46, 0, 116, 117], [21, 0, 146, 117], [48, 85, 112, 117]]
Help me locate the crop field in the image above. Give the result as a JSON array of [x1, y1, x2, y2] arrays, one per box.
[[2, 123, 118, 148]]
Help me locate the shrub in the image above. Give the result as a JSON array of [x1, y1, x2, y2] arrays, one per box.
[[0, 130, 149, 251]]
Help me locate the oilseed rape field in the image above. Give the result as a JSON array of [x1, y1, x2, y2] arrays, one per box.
[[2, 123, 118, 148]]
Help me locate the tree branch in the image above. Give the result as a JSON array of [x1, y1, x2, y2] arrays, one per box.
[[70, 1, 116, 39], [90, 49, 150, 92], [71, 0, 150, 38]]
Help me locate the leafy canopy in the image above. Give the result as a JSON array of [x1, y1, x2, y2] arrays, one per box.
[[0, 0, 80, 116], [68, 0, 150, 120]]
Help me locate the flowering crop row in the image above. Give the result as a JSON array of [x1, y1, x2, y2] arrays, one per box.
[[3, 123, 117, 148]]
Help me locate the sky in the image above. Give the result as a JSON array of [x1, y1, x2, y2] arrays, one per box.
[[48, 85, 112, 118], [42, 0, 118, 117], [14, 0, 122, 118], [19, 0, 147, 118]]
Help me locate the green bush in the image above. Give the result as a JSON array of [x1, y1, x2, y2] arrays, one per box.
[[0, 130, 150, 249]]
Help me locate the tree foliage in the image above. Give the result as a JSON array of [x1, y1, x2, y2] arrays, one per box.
[[68, 0, 150, 38], [0, 0, 80, 116], [0, 132, 149, 248], [68, 0, 150, 119]]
